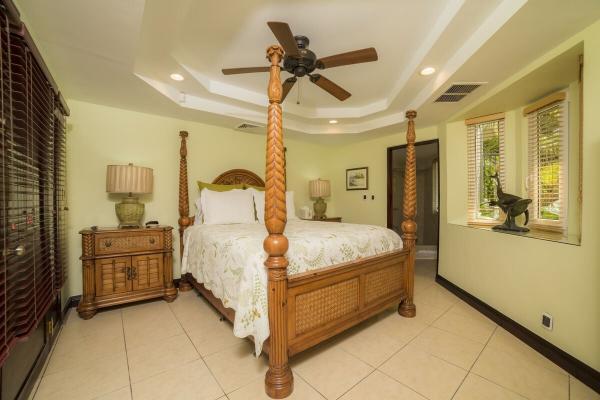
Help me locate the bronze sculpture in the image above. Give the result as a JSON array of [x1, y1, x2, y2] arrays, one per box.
[[489, 173, 532, 232]]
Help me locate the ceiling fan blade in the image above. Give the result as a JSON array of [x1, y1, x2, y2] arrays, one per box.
[[316, 47, 378, 69], [309, 74, 351, 101], [222, 67, 270, 75], [281, 77, 297, 102], [267, 21, 300, 57]]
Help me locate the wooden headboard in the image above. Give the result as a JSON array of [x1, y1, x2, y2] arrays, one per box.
[[212, 169, 265, 187], [176, 131, 265, 257]]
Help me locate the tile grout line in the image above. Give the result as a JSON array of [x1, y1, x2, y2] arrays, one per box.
[[467, 325, 563, 399], [334, 369, 378, 400], [119, 310, 134, 400], [369, 294, 466, 400], [292, 366, 338, 400], [167, 296, 229, 398], [29, 313, 67, 400], [365, 299, 452, 370], [448, 323, 498, 400], [457, 325, 538, 400]]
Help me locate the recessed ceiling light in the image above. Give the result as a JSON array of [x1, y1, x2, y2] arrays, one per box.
[[170, 73, 184, 81], [329, 120, 338, 124], [420, 67, 436, 76]]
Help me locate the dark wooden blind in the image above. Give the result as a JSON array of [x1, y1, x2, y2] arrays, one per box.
[[0, 4, 68, 366], [53, 105, 67, 291], [0, 11, 10, 366]]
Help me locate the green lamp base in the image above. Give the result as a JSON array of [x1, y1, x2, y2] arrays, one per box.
[[116, 195, 144, 228], [313, 197, 327, 220]]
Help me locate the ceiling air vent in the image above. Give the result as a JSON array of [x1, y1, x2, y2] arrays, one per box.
[[434, 82, 485, 103], [236, 122, 262, 130]]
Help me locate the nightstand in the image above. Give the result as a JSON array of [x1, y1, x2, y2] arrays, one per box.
[[312, 217, 342, 222], [77, 226, 177, 319]]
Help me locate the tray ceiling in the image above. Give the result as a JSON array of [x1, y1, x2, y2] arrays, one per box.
[[15, 0, 600, 135]]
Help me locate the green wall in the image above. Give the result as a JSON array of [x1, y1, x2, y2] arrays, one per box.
[[439, 20, 600, 371], [65, 100, 331, 297]]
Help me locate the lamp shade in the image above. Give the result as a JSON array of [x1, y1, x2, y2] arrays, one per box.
[[106, 164, 153, 194], [309, 179, 331, 198]]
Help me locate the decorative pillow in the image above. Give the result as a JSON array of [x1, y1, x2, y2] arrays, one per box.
[[251, 190, 298, 223], [197, 181, 244, 192], [201, 188, 256, 225]]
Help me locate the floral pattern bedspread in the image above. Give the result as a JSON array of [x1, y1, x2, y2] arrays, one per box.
[[181, 220, 402, 355]]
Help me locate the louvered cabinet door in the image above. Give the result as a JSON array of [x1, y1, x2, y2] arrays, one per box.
[[131, 255, 164, 291], [94, 257, 132, 297]]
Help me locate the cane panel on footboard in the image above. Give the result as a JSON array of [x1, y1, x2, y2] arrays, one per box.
[[286, 250, 407, 356]]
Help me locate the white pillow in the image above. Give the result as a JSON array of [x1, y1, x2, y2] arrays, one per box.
[[286, 191, 299, 220], [201, 189, 256, 225], [251, 189, 298, 223], [193, 197, 203, 225]]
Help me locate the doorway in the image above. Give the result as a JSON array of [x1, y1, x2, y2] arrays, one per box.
[[387, 139, 440, 273]]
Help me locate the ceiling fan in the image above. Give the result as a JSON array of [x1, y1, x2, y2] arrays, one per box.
[[222, 21, 378, 102]]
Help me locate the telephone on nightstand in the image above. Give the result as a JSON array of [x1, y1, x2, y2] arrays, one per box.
[[300, 206, 313, 219]]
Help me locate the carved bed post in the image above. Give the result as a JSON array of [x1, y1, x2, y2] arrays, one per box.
[[399, 110, 417, 318], [178, 130, 192, 292], [263, 45, 293, 399]]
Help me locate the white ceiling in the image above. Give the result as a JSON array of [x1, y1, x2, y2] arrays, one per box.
[[15, 0, 600, 135]]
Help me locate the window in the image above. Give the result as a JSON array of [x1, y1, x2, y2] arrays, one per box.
[[526, 93, 568, 231], [466, 114, 505, 223]]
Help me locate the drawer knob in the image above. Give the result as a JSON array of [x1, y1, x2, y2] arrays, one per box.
[[149, 237, 155, 244], [104, 240, 112, 247]]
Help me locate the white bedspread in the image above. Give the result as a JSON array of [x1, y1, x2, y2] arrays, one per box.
[[182, 220, 402, 355]]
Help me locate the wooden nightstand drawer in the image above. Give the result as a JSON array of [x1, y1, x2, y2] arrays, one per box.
[[78, 226, 177, 319], [95, 231, 163, 255]]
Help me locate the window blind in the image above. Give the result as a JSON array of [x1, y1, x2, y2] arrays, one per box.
[[0, 4, 68, 366], [467, 116, 505, 223], [527, 98, 568, 231]]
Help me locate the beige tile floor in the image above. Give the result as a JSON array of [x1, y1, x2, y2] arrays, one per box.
[[30, 260, 598, 400]]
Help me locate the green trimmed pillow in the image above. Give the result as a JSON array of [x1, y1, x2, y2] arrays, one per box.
[[244, 184, 265, 191], [197, 181, 244, 192]]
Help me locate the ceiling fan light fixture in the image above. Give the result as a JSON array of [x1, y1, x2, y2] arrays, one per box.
[[329, 120, 338, 124], [170, 73, 184, 81], [420, 67, 436, 76]]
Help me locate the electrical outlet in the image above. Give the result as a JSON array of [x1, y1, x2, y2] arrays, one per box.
[[542, 313, 553, 330]]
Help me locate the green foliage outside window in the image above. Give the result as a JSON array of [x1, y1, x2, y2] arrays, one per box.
[[536, 107, 561, 221], [477, 122, 501, 219]]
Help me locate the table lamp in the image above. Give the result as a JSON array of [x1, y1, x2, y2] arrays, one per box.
[[309, 178, 330, 220], [106, 163, 153, 228]]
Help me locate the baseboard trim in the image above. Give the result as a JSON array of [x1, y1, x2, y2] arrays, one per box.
[[62, 295, 81, 317], [436, 274, 600, 394]]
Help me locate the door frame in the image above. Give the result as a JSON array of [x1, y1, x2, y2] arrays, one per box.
[[387, 139, 440, 271]]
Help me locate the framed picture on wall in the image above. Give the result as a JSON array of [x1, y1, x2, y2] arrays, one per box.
[[346, 167, 369, 190]]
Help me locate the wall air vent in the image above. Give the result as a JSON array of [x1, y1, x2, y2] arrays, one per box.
[[434, 82, 486, 103]]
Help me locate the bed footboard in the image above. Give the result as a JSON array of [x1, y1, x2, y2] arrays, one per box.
[[286, 250, 407, 356]]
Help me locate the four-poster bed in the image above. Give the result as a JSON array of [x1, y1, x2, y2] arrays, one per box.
[[177, 45, 418, 399]]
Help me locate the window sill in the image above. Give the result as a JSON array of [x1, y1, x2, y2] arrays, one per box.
[[450, 221, 581, 245]]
